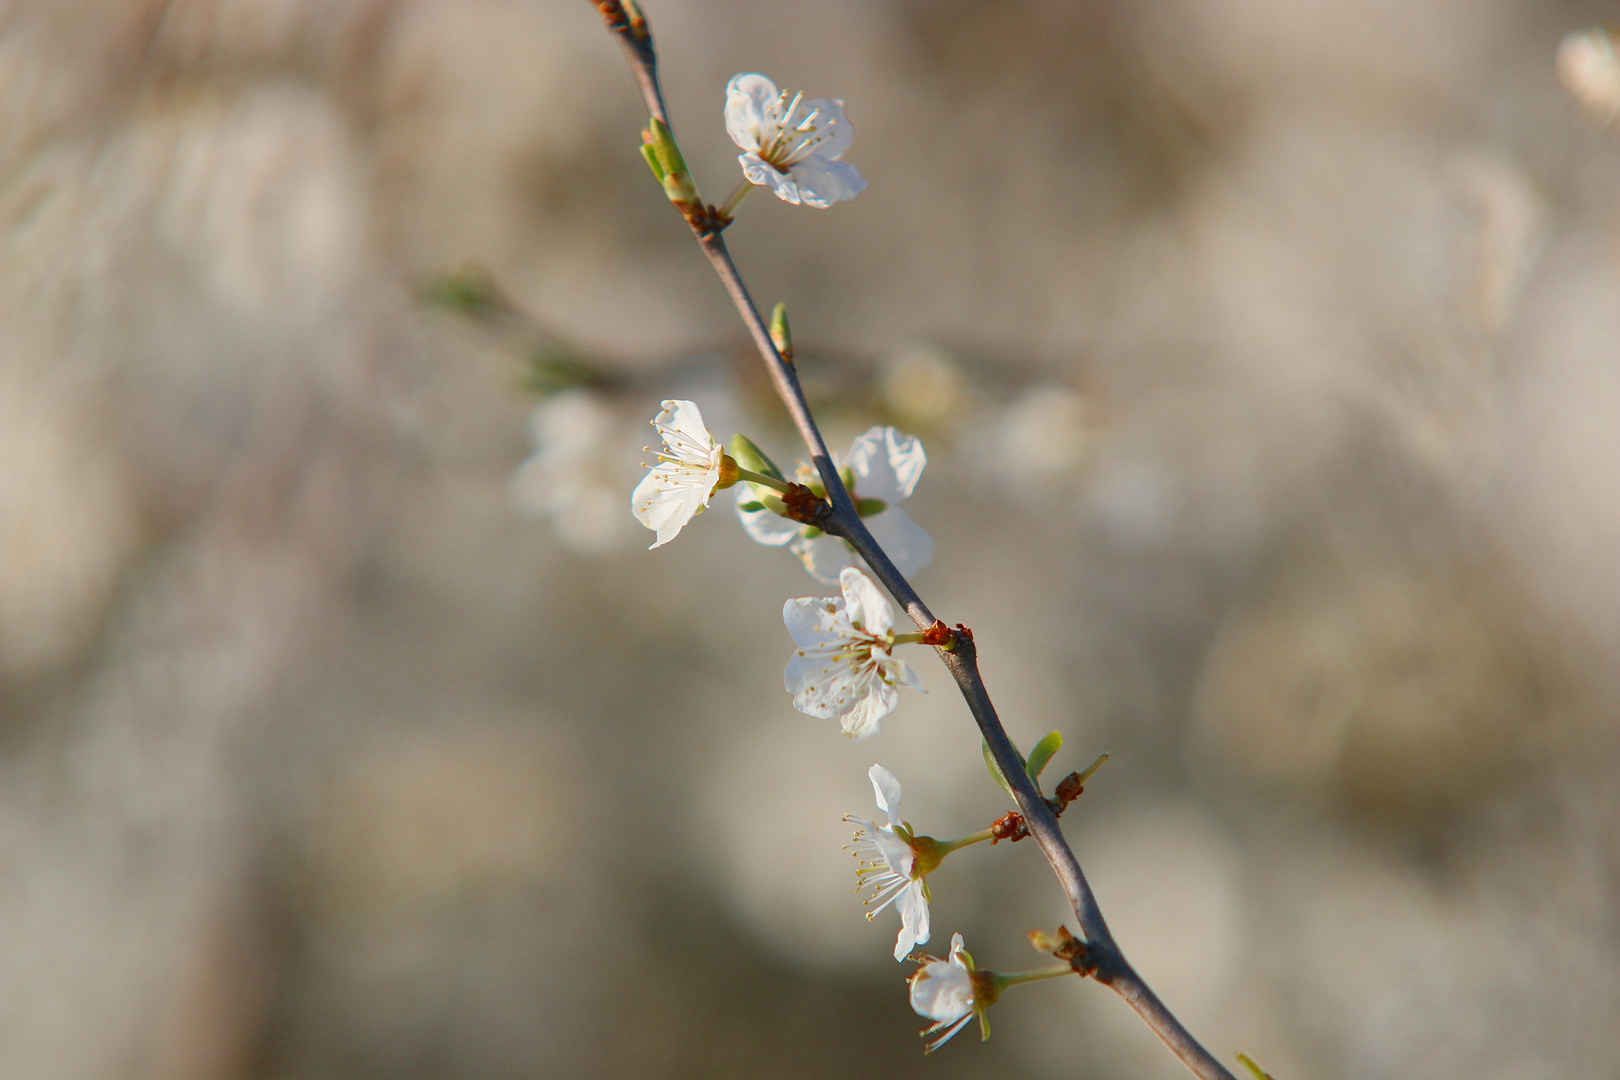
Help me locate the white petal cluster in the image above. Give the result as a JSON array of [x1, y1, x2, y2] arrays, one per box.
[[910, 932, 977, 1052], [739, 425, 933, 584], [783, 567, 924, 739], [631, 399, 724, 548], [845, 764, 930, 962], [725, 73, 867, 208]]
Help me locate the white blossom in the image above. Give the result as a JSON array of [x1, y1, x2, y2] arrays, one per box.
[[909, 932, 978, 1052], [511, 390, 633, 552], [739, 425, 933, 584], [845, 764, 930, 961], [783, 567, 924, 739], [725, 73, 867, 208], [631, 399, 726, 548]]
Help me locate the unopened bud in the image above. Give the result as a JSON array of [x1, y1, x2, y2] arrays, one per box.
[[645, 118, 700, 206], [769, 302, 793, 361]]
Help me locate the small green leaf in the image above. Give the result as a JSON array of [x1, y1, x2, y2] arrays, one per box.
[[639, 141, 665, 181], [983, 740, 1024, 802], [737, 500, 765, 513], [727, 434, 785, 481], [801, 525, 823, 539], [856, 497, 887, 517], [646, 118, 686, 179], [1026, 730, 1063, 781]]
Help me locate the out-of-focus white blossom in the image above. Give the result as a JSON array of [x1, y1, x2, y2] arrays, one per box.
[[879, 344, 967, 429], [783, 567, 924, 739], [511, 390, 634, 553], [999, 385, 1094, 477], [631, 399, 728, 549], [909, 932, 979, 1052], [739, 426, 932, 584], [1558, 28, 1620, 121], [844, 764, 930, 961], [725, 73, 867, 208]]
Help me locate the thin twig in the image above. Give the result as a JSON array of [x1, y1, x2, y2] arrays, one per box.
[[590, 5, 1238, 1078]]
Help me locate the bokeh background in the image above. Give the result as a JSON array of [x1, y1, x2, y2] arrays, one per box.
[[2, 1, 1617, 1077]]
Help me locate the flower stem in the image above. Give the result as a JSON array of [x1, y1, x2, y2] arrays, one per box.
[[933, 827, 997, 857], [994, 964, 1077, 990], [891, 631, 928, 645], [734, 466, 792, 493], [719, 180, 754, 217]]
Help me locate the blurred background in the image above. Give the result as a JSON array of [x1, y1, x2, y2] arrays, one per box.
[[1, 1, 1617, 1077]]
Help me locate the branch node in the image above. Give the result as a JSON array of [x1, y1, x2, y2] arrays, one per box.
[[1028, 925, 1098, 978], [780, 483, 831, 527], [685, 203, 733, 237], [989, 810, 1029, 844]]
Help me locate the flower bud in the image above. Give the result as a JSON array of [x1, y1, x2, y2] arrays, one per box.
[[769, 302, 793, 361]]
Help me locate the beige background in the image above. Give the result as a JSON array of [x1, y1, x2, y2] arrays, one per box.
[[0, 1, 1616, 1078]]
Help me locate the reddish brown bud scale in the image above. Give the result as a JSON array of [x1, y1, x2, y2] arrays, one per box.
[[592, 0, 630, 32], [780, 483, 830, 526], [1033, 924, 1097, 977], [1053, 771, 1085, 809], [989, 811, 1029, 844], [920, 620, 953, 647], [683, 203, 732, 237]]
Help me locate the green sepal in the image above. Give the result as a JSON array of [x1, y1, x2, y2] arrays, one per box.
[[727, 434, 785, 482], [856, 497, 887, 517], [737, 500, 765, 513], [1026, 730, 1063, 782], [801, 525, 823, 539], [839, 465, 856, 491], [983, 739, 1025, 802]]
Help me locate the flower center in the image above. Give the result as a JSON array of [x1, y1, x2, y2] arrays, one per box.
[[760, 90, 832, 171]]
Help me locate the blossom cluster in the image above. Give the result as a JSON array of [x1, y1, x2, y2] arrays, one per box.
[[603, 69, 1079, 1056], [624, 393, 1009, 1048]]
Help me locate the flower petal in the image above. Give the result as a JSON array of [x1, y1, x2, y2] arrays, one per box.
[[788, 96, 855, 160], [631, 463, 712, 548], [736, 491, 800, 546], [881, 653, 927, 694], [724, 73, 779, 151], [652, 399, 715, 462], [865, 507, 934, 578], [839, 567, 894, 638], [847, 426, 926, 502], [792, 531, 857, 584], [787, 156, 867, 208], [741, 154, 806, 205], [782, 596, 839, 649], [874, 828, 914, 877], [910, 954, 973, 1021], [893, 881, 931, 960], [839, 679, 898, 739], [868, 763, 903, 821]]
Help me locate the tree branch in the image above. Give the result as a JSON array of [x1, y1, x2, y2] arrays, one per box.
[[589, 5, 1238, 1078]]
